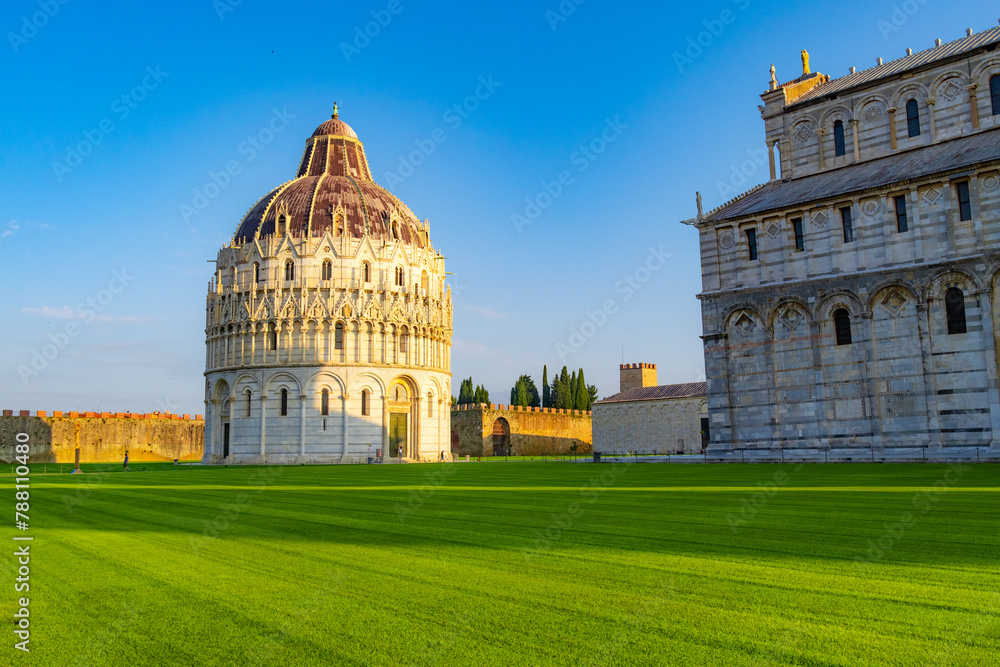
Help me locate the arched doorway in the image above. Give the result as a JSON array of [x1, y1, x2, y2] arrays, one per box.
[[221, 399, 231, 459], [388, 380, 413, 459], [492, 418, 510, 456], [212, 379, 231, 462]]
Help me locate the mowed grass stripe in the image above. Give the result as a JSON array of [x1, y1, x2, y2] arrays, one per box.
[[24, 463, 1000, 666]]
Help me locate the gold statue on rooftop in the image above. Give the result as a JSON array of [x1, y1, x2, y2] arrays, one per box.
[[801, 50, 810, 76]]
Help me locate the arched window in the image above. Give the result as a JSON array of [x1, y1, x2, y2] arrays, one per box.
[[245, 391, 252, 417], [322, 259, 332, 281], [906, 99, 920, 138], [391, 222, 400, 240], [834, 309, 852, 346], [335, 322, 344, 350], [280, 388, 288, 416], [833, 120, 846, 157], [284, 260, 295, 281], [253, 262, 260, 283], [428, 393, 434, 418], [363, 261, 371, 283], [366, 323, 374, 362], [267, 323, 277, 351], [421, 271, 429, 291], [321, 388, 329, 416], [334, 214, 344, 237], [395, 266, 404, 286], [361, 390, 369, 416], [399, 328, 408, 355], [277, 215, 287, 236], [991, 75, 1000, 116], [946, 287, 967, 335]]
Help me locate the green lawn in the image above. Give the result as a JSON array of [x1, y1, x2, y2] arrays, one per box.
[[10, 462, 999, 666]]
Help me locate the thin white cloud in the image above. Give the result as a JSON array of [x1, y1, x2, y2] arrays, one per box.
[[452, 337, 501, 358], [21, 306, 149, 324], [464, 304, 509, 320], [22, 306, 79, 319], [1, 221, 19, 239]]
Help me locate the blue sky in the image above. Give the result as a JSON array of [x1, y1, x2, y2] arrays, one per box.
[[1, 0, 996, 414]]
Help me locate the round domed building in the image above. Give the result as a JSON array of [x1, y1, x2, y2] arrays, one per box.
[[202, 109, 453, 464]]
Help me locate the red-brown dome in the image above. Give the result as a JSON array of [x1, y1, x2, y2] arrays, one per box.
[[311, 117, 358, 139], [233, 112, 425, 247]]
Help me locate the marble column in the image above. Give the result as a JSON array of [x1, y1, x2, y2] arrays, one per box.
[[259, 394, 268, 462], [299, 393, 307, 461], [341, 393, 350, 461]]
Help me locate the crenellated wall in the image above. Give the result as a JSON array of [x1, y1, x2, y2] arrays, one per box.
[[0, 411, 203, 464], [450, 404, 592, 457]]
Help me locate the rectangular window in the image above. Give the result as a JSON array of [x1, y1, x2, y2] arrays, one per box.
[[792, 217, 805, 251], [894, 195, 908, 233], [956, 181, 972, 221], [745, 228, 758, 261], [840, 207, 854, 243]]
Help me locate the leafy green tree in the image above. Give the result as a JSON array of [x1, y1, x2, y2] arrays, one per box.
[[542, 366, 549, 408]]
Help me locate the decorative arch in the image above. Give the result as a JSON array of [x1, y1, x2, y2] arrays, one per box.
[[212, 378, 231, 402], [232, 373, 261, 394], [819, 104, 853, 126], [264, 372, 302, 395], [923, 269, 981, 302], [768, 297, 813, 332], [971, 56, 1000, 87], [890, 82, 931, 110], [348, 372, 387, 397], [307, 371, 346, 396], [931, 70, 972, 100], [788, 116, 818, 147], [866, 280, 919, 312], [815, 290, 866, 321]]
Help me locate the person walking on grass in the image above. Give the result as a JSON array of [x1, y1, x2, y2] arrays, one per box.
[[123, 450, 131, 472]]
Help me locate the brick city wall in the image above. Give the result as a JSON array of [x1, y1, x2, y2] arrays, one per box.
[[450, 404, 592, 457], [0, 410, 204, 464]]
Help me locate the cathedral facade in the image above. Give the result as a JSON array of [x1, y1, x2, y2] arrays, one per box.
[[203, 110, 453, 463], [688, 26, 1000, 455]]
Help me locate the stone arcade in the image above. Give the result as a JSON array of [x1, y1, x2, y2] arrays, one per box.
[[203, 110, 453, 463], [686, 25, 1000, 456]]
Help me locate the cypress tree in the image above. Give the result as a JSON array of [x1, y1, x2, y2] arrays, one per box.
[[570, 370, 577, 408], [542, 365, 549, 408], [557, 367, 570, 409], [458, 377, 474, 405], [576, 369, 589, 410]]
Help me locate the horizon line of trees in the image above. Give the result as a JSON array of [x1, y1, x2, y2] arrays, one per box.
[[452, 367, 598, 411], [511, 365, 596, 411]]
